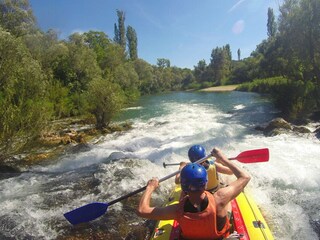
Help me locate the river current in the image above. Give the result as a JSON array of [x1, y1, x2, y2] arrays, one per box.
[[0, 91, 319, 239]]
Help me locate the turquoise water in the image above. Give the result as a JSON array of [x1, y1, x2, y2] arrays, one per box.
[[0, 91, 319, 239], [118, 91, 275, 125]]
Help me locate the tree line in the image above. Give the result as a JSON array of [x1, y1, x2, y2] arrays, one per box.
[[232, 0, 320, 122], [0, 1, 194, 156], [1, 0, 319, 157], [191, 0, 319, 123]]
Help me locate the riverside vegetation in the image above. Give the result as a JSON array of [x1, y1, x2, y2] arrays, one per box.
[[0, 0, 319, 166]]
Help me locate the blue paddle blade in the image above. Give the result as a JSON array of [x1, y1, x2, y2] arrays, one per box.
[[64, 202, 109, 225]]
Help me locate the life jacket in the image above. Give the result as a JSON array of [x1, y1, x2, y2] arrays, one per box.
[[176, 191, 230, 240], [206, 164, 219, 192]]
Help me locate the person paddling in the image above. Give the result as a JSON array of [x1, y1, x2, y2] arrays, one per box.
[[175, 145, 233, 192], [137, 147, 251, 240]]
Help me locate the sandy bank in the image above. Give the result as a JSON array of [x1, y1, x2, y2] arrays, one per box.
[[199, 84, 239, 92]]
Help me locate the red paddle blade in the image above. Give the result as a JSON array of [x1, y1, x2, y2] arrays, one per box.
[[231, 148, 269, 163]]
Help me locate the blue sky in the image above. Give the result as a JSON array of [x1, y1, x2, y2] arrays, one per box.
[[29, 0, 281, 69]]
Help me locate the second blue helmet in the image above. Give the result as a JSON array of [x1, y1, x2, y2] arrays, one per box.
[[188, 145, 206, 162]]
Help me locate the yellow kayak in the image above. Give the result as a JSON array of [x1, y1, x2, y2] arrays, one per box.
[[151, 185, 274, 240]]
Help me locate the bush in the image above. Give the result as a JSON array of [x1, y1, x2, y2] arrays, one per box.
[[87, 77, 125, 129], [201, 81, 214, 88], [238, 77, 317, 121]]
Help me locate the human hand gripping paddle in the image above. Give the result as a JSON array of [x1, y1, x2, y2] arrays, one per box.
[[63, 148, 269, 225]]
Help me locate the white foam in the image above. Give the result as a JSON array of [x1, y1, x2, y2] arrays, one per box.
[[1, 92, 319, 239], [234, 104, 245, 110]]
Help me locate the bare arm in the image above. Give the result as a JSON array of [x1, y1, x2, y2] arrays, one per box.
[[137, 178, 178, 220], [215, 162, 233, 175], [212, 148, 251, 209]]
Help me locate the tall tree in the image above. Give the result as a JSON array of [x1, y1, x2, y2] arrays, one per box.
[[210, 45, 232, 85], [126, 25, 138, 60], [114, 10, 126, 49], [224, 44, 232, 61], [267, 7, 277, 38], [237, 48, 241, 61]]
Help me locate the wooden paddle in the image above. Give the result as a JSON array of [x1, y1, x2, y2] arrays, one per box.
[[64, 148, 269, 225]]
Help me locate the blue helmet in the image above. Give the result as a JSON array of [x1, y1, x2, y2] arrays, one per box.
[[180, 163, 208, 192], [188, 145, 206, 163]]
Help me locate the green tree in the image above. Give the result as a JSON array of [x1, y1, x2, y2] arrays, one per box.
[[133, 59, 154, 94], [209, 45, 231, 85], [126, 25, 138, 60], [113, 62, 140, 102], [102, 41, 127, 74], [278, 1, 320, 82], [48, 33, 102, 116], [47, 80, 72, 118], [87, 77, 125, 129], [194, 60, 209, 85], [278, 0, 320, 109], [0, 0, 36, 36], [267, 7, 277, 38], [84, 31, 111, 69], [114, 9, 126, 49], [157, 58, 170, 68], [0, 29, 51, 155], [63, 33, 102, 92], [237, 48, 241, 61]]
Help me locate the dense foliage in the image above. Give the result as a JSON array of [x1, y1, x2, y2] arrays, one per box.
[[235, 0, 320, 122]]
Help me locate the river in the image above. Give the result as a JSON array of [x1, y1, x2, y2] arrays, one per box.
[[0, 91, 319, 239]]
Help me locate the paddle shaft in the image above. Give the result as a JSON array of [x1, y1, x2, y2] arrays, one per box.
[[164, 157, 236, 168], [108, 154, 212, 206]]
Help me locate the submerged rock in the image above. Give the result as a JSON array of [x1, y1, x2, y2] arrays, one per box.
[[0, 164, 21, 180], [263, 118, 292, 136], [261, 118, 312, 137], [292, 126, 311, 134]]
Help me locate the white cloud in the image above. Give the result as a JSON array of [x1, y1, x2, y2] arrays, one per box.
[[228, 0, 246, 13], [232, 20, 245, 34]]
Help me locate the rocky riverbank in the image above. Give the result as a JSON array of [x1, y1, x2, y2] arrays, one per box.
[[255, 117, 320, 138], [0, 117, 133, 175]]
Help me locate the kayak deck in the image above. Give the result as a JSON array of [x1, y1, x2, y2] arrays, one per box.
[[151, 185, 274, 240]]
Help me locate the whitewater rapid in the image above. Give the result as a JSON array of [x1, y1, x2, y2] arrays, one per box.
[[0, 91, 319, 239]]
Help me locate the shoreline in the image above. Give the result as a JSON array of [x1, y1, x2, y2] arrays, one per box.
[[199, 84, 239, 92]]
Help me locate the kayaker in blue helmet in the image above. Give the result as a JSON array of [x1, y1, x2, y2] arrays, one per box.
[[137, 147, 251, 240], [175, 145, 233, 192]]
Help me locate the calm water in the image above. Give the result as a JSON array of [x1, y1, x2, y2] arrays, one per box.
[[0, 91, 319, 239]]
